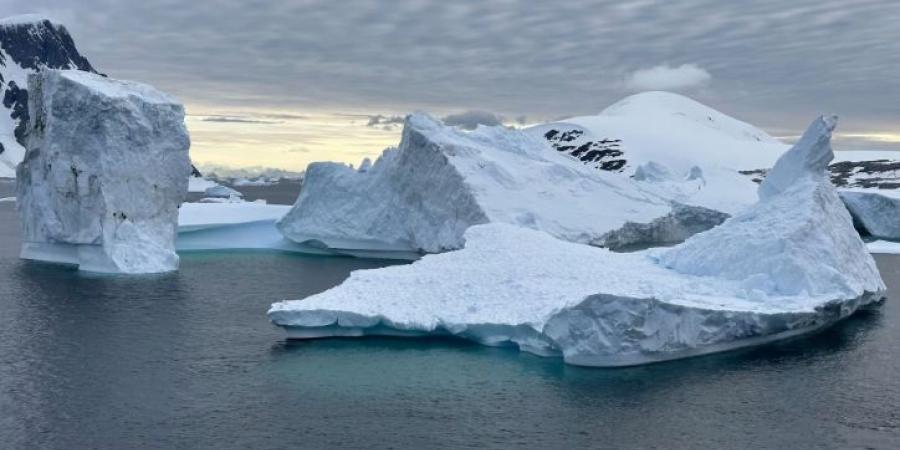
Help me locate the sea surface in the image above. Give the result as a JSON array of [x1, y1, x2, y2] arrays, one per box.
[[1, 181, 899, 449]]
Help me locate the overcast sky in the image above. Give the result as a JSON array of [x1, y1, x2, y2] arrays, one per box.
[[3, 0, 899, 170]]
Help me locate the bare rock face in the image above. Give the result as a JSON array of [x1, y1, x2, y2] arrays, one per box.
[[16, 69, 191, 273]]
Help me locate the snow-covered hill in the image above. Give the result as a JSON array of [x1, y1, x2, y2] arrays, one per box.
[[0, 15, 98, 177], [526, 92, 790, 213], [529, 91, 786, 173], [532, 91, 900, 203]]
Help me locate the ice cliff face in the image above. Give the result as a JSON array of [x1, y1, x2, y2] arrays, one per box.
[[278, 113, 673, 257], [16, 70, 191, 273], [269, 116, 886, 367], [0, 15, 98, 178], [659, 116, 883, 297]]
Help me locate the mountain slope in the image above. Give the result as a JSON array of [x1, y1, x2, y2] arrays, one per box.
[[0, 15, 98, 177]]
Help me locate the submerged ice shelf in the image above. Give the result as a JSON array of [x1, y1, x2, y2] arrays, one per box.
[[268, 116, 887, 367], [175, 202, 419, 259]]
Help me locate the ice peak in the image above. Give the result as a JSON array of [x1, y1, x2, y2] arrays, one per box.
[[759, 115, 837, 200]]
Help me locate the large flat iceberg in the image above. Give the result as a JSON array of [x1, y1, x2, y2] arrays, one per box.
[[268, 116, 886, 367], [16, 70, 190, 273]]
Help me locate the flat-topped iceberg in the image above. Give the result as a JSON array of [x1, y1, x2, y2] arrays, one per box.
[[268, 116, 886, 367], [16, 69, 190, 273]]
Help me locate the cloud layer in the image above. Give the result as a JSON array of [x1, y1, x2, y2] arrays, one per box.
[[1, 0, 897, 155]]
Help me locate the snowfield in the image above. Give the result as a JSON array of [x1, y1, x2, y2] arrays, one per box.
[[268, 116, 886, 367]]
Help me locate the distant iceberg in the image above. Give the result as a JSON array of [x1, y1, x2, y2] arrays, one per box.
[[268, 116, 886, 367]]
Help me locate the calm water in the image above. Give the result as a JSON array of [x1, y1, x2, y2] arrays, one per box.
[[1, 192, 900, 449]]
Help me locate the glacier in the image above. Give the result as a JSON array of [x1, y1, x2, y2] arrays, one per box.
[[16, 69, 191, 273], [268, 116, 886, 367]]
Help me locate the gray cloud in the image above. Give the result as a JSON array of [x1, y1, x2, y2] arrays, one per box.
[[2, 0, 899, 139], [366, 114, 405, 129], [199, 115, 280, 124], [442, 110, 504, 130]]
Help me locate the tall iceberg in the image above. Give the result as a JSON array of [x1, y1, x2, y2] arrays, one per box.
[[16, 69, 191, 273], [269, 116, 886, 367], [277, 113, 683, 258]]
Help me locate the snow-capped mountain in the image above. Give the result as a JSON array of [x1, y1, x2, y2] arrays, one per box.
[[531, 91, 900, 198], [0, 15, 98, 177], [527, 91, 787, 175]]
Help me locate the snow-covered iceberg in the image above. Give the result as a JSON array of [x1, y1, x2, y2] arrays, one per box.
[[278, 112, 698, 258], [16, 69, 191, 273], [268, 116, 886, 367]]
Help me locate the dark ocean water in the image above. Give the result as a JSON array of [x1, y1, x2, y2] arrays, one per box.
[[1, 184, 899, 449]]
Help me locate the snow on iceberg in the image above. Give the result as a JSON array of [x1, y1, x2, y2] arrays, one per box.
[[16, 70, 191, 273], [268, 116, 886, 367], [278, 112, 686, 257]]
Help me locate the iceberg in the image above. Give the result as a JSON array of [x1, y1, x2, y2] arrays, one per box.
[[268, 116, 886, 367], [16, 70, 191, 273], [839, 191, 900, 241], [204, 184, 243, 199], [278, 112, 689, 258]]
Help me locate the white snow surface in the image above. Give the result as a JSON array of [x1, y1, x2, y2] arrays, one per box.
[[269, 116, 886, 367], [16, 70, 191, 273], [278, 112, 672, 255]]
